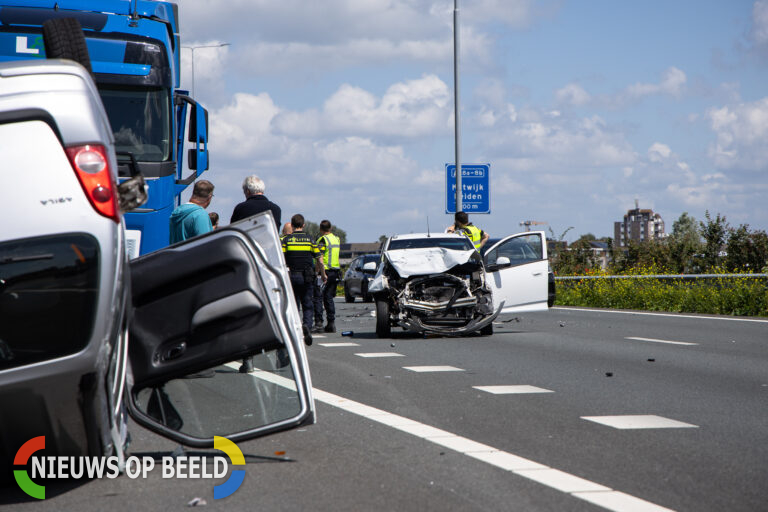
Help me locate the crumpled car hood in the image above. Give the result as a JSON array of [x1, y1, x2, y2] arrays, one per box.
[[383, 248, 476, 278]]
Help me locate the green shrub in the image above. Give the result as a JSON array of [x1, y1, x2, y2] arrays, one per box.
[[555, 273, 768, 317]]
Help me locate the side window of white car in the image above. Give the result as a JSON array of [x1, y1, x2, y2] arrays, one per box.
[[491, 235, 543, 266]]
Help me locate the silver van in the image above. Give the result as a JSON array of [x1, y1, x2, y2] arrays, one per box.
[[0, 61, 314, 480]]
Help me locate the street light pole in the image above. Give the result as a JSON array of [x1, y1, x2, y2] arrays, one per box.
[[181, 43, 230, 97], [453, 0, 462, 214]]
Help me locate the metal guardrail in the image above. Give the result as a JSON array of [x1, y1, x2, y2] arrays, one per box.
[[556, 274, 768, 281]]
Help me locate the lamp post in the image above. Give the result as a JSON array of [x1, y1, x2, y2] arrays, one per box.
[[453, 0, 462, 214], [182, 43, 230, 97]]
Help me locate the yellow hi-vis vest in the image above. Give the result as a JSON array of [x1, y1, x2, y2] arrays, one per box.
[[461, 224, 483, 249], [318, 232, 341, 269]]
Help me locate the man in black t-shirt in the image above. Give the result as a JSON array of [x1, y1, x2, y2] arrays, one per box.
[[230, 175, 281, 228]]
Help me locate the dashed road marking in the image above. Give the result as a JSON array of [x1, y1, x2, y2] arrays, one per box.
[[228, 363, 676, 512], [355, 352, 405, 358], [403, 365, 464, 372], [625, 336, 698, 346], [473, 385, 554, 394], [318, 342, 360, 347], [581, 415, 698, 429]]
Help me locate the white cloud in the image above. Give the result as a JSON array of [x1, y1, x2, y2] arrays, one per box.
[[555, 83, 591, 106], [275, 75, 452, 137], [233, 32, 492, 76], [707, 97, 768, 170], [556, 67, 688, 109], [314, 137, 418, 183], [625, 67, 686, 99], [485, 114, 637, 170], [647, 142, 672, 162], [750, 1, 768, 51]]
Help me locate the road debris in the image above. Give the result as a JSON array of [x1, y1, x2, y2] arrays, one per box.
[[187, 497, 207, 507]]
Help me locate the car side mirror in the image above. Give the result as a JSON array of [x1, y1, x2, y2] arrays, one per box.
[[363, 262, 377, 272], [486, 256, 511, 273]]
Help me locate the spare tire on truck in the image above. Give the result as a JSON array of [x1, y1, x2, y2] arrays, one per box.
[[43, 17, 92, 73]]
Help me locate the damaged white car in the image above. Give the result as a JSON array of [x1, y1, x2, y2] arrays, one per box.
[[368, 231, 550, 337]]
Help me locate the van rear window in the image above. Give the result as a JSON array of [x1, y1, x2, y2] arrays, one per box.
[[0, 234, 99, 371]]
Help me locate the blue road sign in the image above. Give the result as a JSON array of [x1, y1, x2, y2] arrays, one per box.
[[445, 164, 490, 214]]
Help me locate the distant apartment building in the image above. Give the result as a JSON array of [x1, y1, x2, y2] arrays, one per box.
[[614, 201, 665, 247]]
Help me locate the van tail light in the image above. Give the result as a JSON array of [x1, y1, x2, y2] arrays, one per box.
[[65, 144, 119, 223]]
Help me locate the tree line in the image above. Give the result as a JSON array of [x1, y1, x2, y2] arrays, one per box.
[[551, 211, 768, 275]]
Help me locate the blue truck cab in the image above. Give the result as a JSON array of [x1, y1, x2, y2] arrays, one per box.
[[0, 0, 209, 256]]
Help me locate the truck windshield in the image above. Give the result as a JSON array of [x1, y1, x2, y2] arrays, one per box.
[[99, 86, 171, 162]]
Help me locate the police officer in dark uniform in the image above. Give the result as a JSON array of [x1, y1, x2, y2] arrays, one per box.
[[282, 214, 326, 335]]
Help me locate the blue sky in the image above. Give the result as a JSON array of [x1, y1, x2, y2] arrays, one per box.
[[179, 0, 768, 243]]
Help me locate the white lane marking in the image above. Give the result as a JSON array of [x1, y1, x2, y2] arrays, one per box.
[[474, 385, 554, 394], [514, 468, 611, 493], [228, 363, 674, 512], [573, 491, 676, 512], [355, 352, 405, 358], [466, 450, 546, 471], [312, 335, 327, 338], [318, 342, 360, 347], [581, 415, 698, 429], [625, 337, 698, 346], [403, 365, 464, 372], [552, 306, 768, 324]]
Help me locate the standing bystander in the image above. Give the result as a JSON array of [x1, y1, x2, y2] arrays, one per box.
[[230, 175, 281, 228], [169, 180, 214, 243]]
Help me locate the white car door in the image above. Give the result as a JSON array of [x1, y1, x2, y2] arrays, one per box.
[[484, 231, 549, 313]]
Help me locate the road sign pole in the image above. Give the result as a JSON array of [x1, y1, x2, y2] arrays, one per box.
[[453, 0, 462, 214]]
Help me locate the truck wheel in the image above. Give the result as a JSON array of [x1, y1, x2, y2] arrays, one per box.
[[480, 323, 494, 336], [375, 300, 391, 338], [43, 18, 92, 73], [344, 284, 355, 303]]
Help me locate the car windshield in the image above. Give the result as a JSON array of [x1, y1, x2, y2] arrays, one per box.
[[388, 237, 474, 251], [362, 254, 380, 265], [99, 85, 171, 164]]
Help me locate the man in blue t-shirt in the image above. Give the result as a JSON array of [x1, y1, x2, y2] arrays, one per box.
[[169, 180, 215, 244]]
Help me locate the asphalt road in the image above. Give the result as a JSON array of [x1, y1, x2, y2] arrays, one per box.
[[2, 302, 767, 511]]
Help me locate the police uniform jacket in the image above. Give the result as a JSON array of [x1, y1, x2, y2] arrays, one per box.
[[281, 231, 320, 272]]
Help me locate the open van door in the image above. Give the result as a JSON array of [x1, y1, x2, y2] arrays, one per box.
[[126, 211, 314, 447], [483, 231, 549, 314]]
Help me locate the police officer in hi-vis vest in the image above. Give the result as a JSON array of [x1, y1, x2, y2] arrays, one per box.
[[313, 219, 341, 333], [282, 214, 326, 336], [447, 211, 490, 250]]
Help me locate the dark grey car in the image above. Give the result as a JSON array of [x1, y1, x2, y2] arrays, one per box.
[[343, 254, 380, 302]]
